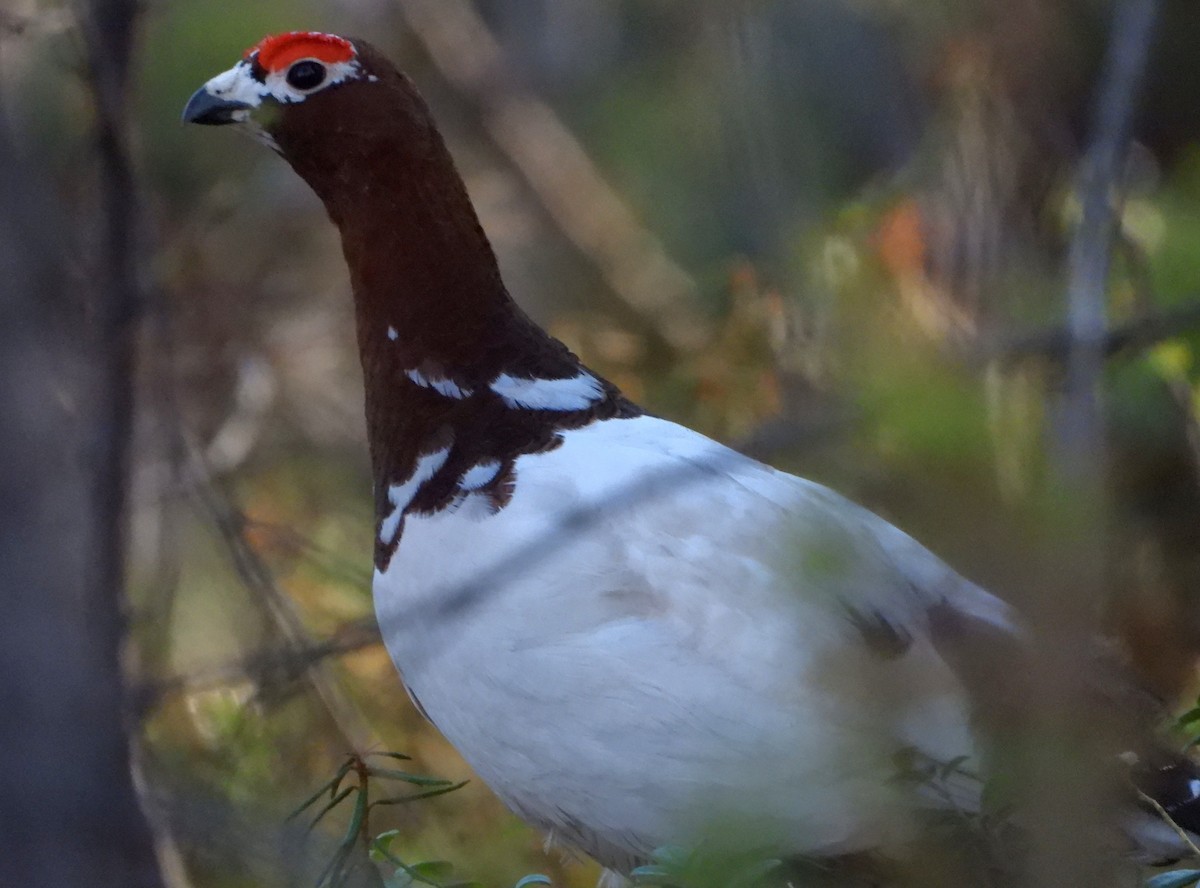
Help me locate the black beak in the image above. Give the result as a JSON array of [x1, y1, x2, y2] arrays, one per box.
[[182, 87, 252, 125]]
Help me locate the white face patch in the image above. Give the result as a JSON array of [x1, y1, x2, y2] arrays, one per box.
[[198, 55, 364, 117], [489, 372, 604, 411], [199, 61, 263, 120], [387, 326, 398, 341], [379, 447, 451, 544], [406, 369, 473, 399]]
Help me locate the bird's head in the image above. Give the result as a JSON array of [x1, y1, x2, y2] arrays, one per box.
[[182, 32, 370, 133], [184, 30, 455, 227]]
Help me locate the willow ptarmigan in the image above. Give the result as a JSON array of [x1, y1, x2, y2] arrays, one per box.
[[183, 31, 1191, 876]]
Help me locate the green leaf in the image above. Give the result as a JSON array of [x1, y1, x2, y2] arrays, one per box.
[[370, 781, 469, 810], [513, 876, 552, 888], [1179, 707, 1200, 729], [288, 780, 334, 822], [416, 861, 453, 877], [370, 751, 414, 762], [370, 830, 402, 864], [307, 785, 356, 832], [366, 766, 456, 787], [1149, 342, 1193, 383], [287, 757, 356, 822], [1146, 870, 1200, 888], [387, 857, 479, 888], [328, 756, 358, 801], [316, 842, 354, 888], [343, 781, 368, 846], [385, 871, 415, 888], [410, 860, 456, 882]]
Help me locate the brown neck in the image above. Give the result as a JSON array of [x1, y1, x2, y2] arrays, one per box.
[[277, 72, 513, 361], [330, 131, 511, 368], [268, 47, 639, 567]]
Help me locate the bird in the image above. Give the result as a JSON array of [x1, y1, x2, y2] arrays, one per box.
[[183, 31, 1197, 879]]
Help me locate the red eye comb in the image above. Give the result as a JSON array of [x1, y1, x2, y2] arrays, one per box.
[[245, 32, 355, 72]]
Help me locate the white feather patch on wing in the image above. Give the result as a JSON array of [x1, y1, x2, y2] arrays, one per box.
[[490, 371, 603, 411], [378, 447, 451, 544], [406, 368, 472, 399]]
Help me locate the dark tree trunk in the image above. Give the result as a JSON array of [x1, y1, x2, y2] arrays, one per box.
[[0, 1, 164, 883], [0, 126, 164, 888]]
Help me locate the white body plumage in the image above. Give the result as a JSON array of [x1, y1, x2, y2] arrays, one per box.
[[373, 415, 1014, 870]]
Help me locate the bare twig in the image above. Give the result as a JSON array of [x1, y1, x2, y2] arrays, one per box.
[[133, 353, 278, 503], [139, 617, 382, 711], [1030, 4, 1161, 885], [186, 448, 382, 753], [1136, 787, 1200, 860], [976, 300, 1200, 367], [239, 517, 372, 588], [395, 0, 709, 352], [1056, 0, 1161, 476], [130, 273, 191, 684]]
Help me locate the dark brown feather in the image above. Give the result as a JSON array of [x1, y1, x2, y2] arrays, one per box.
[[262, 40, 639, 568]]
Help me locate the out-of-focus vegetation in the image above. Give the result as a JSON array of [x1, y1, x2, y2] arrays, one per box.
[[7, 0, 1200, 885]]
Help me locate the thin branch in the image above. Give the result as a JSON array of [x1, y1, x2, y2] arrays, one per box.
[[1026, 9, 1162, 884], [185, 449, 382, 753], [133, 353, 277, 504], [139, 617, 382, 711], [1056, 0, 1161, 476], [975, 300, 1200, 367], [240, 518, 373, 588], [1066, 0, 1161, 344], [1136, 787, 1200, 861]]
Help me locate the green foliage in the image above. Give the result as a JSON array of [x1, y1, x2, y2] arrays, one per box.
[[1174, 699, 1200, 751], [369, 827, 552, 888], [371, 830, 476, 888], [290, 753, 555, 888], [290, 753, 467, 888], [629, 847, 782, 888]]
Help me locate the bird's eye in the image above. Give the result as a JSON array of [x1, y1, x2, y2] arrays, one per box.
[[286, 60, 327, 91]]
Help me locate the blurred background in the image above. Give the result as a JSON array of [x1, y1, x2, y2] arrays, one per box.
[[5, 0, 1200, 886]]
